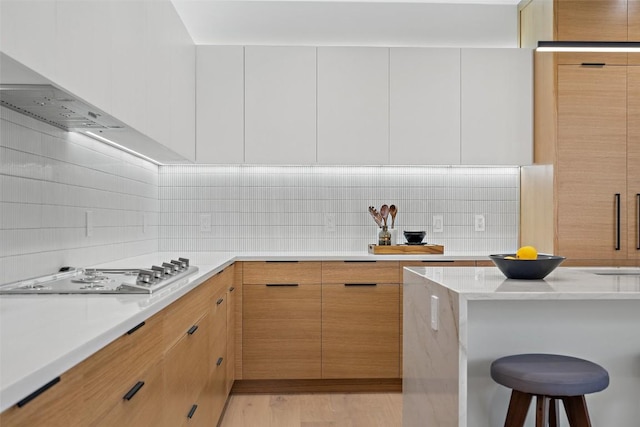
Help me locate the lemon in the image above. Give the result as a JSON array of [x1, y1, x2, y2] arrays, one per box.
[[516, 246, 538, 260]]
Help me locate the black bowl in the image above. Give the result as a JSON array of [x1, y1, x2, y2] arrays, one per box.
[[489, 254, 566, 280], [404, 231, 426, 244]]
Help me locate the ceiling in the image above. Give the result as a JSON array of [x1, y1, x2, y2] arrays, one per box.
[[171, 0, 522, 47]]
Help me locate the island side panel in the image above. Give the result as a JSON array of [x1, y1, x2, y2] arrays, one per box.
[[403, 268, 461, 427], [467, 299, 640, 427]]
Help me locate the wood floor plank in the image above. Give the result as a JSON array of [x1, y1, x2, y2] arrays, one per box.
[[219, 393, 402, 427]]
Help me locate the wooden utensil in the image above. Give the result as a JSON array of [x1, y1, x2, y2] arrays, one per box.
[[389, 205, 397, 229], [368, 206, 383, 227], [380, 204, 389, 227]]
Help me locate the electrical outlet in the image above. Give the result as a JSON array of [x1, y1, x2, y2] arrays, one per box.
[[433, 215, 444, 233], [86, 211, 93, 237], [200, 214, 212, 233], [430, 295, 439, 331], [324, 213, 336, 233], [474, 214, 485, 232]]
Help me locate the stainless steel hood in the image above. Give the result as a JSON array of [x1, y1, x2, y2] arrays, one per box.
[[0, 84, 125, 131]]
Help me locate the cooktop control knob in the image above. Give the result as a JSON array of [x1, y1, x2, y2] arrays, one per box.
[[162, 262, 179, 274], [171, 259, 186, 270], [178, 257, 190, 267], [153, 265, 171, 276], [137, 270, 155, 284]]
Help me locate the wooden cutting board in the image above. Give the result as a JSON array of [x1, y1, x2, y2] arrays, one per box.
[[368, 244, 444, 255]]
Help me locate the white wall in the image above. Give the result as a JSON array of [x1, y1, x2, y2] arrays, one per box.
[[159, 165, 520, 254], [173, 2, 519, 47], [0, 107, 159, 285]]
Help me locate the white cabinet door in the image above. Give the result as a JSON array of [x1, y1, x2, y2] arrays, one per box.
[[317, 47, 389, 165], [110, 0, 147, 134], [196, 46, 245, 164], [0, 0, 57, 83], [245, 46, 317, 164], [55, 0, 113, 114], [460, 48, 533, 165], [390, 48, 461, 165]]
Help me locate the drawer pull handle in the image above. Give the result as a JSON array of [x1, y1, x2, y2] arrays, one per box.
[[216, 357, 224, 366], [266, 283, 299, 287], [344, 283, 377, 287], [187, 325, 199, 335], [229, 286, 235, 292], [188, 404, 198, 419], [615, 193, 621, 250], [126, 321, 145, 335], [16, 377, 60, 408], [216, 298, 224, 305], [581, 63, 606, 67], [123, 381, 145, 401]]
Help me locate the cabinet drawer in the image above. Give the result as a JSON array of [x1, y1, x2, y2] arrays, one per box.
[[243, 261, 321, 284], [0, 371, 84, 427], [96, 360, 165, 427], [243, 283, 321, 379], [163, 285, 210, 351], [322, 261, 399, 283], [82, 312, 164, 425], [165, 312, 210, 427]]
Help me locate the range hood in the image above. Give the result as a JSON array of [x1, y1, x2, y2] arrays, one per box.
[[0, 84, 125, 131]]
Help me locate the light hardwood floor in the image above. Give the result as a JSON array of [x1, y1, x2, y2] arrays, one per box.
[[219, 392, 402, 427]]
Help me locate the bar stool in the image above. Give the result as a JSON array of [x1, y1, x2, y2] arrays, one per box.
[[490, 353, 609, 427]]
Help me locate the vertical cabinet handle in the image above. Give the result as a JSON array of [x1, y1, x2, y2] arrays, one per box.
[[123, 381, 145, 401], [187, 404, 198, 419], [615, 193, 621, 250], [216, 298, 224, 305], [637, 194, 640, 250], [216, 357, 224, 366], [187, 325, 199, 335]]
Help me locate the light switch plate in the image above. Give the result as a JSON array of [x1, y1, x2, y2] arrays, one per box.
[[86, 211, 93, 237], [433, 215, 444, 233], [474, 214, 485, 232], [324, 213, 336, 233], [431, 295, 439, 331], [200, 214, 212, 233]]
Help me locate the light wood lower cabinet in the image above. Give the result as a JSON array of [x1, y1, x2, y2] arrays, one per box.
[[243, 282, 322, 379], [322, 283, 400, 378]]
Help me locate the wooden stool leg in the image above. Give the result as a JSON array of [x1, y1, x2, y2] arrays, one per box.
[[535, 395, 548, 427], [562, 395, 592, 427], [504, 390, 533, 427], [548, 398, 559, 427]]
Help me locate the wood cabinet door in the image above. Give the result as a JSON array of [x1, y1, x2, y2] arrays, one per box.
[[630, 0, 640, 41], [556, 65, 628, 260], [243, 283, 321, 379], [556, 0, 628, 41], [628, 66, 640, 261], [322, 283, 400, 379]]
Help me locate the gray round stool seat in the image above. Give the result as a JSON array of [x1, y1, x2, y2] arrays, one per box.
[[491, 354, 609, 427]]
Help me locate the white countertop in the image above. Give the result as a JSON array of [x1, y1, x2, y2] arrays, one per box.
[[405, 266, 640, 299], [0, 250, 483, 412]]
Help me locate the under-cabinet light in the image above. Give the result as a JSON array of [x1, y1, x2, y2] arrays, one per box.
[[84, 131, 163, 165], [536, 41, 640, 52]]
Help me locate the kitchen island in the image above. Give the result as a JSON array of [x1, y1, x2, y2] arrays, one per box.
[[402, 266, 640, 427]]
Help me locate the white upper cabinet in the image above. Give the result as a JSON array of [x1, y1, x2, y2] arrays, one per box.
[[317, 47, 389, 165], [196, 46, 245, 164], [0, 0, 57, 83], [460, 48, 533, 165], [389, 48, 461, 165], [55, 0, 113, 114], [245, 46, 317, 164]]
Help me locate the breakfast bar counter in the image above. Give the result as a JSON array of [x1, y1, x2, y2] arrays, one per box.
[[402, 266, 640, 427]]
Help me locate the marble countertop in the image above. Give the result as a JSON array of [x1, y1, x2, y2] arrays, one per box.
[[0, 250, 485, 412], [405, 266, 640, 299]]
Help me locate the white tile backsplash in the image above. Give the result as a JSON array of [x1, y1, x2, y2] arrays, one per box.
[[0, 106, 158, 284], [159, 165, 520, 254], [2, 105, 522, 284]]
